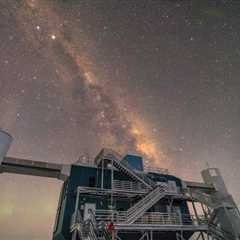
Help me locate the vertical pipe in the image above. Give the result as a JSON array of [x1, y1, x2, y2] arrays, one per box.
[[96, 164, 99, 188], [150, 230, 153, 240], [190, 193, 205, 240], [101, 159, 104, 189], [111, 158, 114, 190]]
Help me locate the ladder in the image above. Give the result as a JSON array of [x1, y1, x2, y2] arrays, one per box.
[[95, 148, 156, 189], [124, 186, 166, 224]]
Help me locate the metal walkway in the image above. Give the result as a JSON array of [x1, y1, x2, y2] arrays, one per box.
[[1, 156, 65, 179]]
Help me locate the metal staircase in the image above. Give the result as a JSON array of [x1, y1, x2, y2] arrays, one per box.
[[78, 220, 112, 240], [95, 148, 156, 189], [190, 189, 240, 240], [208, 224, 236, 240], [71, 210, 111, 240], [82, 220, 97, 240], [124, 185, 166, 224], [95, 149, 167, 225]]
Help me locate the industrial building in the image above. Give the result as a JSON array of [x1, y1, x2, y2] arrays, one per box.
[[0, 130, 240, 240]]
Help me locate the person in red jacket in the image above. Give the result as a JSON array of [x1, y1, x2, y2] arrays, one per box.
[[107, 221, 115, 239]]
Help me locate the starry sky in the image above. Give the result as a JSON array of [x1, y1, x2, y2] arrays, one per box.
[[0, 0, 240, 239]]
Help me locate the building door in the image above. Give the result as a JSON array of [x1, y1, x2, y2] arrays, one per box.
[[168, 180, 177, 193], [84, 203, 96, 221]]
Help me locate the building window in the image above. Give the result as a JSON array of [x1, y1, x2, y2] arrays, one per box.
[[89, 176, 96, 187]]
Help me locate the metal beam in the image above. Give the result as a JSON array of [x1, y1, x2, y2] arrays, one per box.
[[185, 181, 215, 191], [115, 224, 208, 231], [1, 156, 69, 180]]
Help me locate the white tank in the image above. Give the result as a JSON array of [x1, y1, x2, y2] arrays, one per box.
[[0, 130, 13, 163]]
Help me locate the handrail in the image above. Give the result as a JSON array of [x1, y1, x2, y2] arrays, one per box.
[[102, 227, 112, 240], [117, 158, 155, 189], [70, 210, 85, 240], [208, 223, 236, 240], [93, 210, 208, 226], [89, 209, 113, 240], [95, 148, 155, 189], [135, 212, 204, 225], [70, 210, 83, 231], [87, 220, 98, 240], [113, 179, 148, 193], [126, 186, 165, 217], [95, 148, 123, 165], [144, 166, 169, 175]]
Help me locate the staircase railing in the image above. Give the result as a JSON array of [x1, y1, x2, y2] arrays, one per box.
[[102, 227, 112, 240], [208, 223, 236, 240], [70, 210, 84, 240], [95, 148, 155, 189], [86, 219, 98, 240], [120, 157, 156, 188], [112, 179, 148, 193], [89, 209, 112, 240], [125, 186, 166, 224], [93, 209, 208, 227], [91, 187, 167, 225], [127, 187, 162, 215]]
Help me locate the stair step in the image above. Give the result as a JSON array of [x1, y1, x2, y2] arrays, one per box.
[[125, 187, 166, 224]]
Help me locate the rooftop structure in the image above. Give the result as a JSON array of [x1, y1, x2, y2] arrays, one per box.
[[0, 130, 239, 240]]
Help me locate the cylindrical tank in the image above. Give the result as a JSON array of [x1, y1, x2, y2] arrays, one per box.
[[0, 130, 13, 163]]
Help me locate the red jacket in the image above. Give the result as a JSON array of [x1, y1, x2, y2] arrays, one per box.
[[107, 222, 115, 232]]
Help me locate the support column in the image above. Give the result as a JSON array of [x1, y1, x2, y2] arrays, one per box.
[[72, 189, 80, 240], [200, 202, 208, 221], [190, 193, 205, 240], [150, 230, 153, 240], [73, 188, 80, 223]]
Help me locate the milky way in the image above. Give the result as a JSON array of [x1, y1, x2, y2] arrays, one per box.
[[13, 0, 166, 165], [1, 1, 240, 239]]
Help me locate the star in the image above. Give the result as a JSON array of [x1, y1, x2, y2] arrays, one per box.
[[51, 34, 56, 40]]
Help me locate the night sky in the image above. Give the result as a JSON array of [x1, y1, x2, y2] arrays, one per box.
[[0, 0, 240, 239]]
